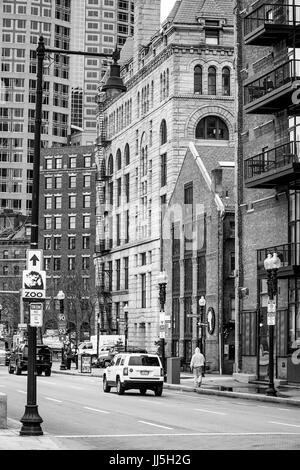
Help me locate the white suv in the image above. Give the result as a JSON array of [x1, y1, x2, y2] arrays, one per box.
[[102, 353, 164, 396]]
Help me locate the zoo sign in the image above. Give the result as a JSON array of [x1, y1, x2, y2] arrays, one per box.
[[22, 269, 46, 300]]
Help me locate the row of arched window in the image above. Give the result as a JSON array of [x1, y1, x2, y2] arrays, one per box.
[[106, 98, 133, 138], [107, 142, 130, 175], [194, 65, 231, 96], [105, 115, 229, 177]]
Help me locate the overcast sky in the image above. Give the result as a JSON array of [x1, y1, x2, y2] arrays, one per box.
[[161, 0, 177, 21]]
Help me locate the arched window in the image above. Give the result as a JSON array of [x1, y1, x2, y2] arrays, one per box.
[[116, 149, 122, 170], [124, 143, 130, 166], [137, 92, 140, 118], [208, 66, 216, 95], [196, 116, 229, 140], [107, 154, 114, 175], [160, 119, 167, 145], [194, 65, 202, 93], [222, 67, 231, 96]]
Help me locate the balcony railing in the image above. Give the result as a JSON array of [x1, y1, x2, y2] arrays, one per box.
[[244, 59, 300, 114], [244, 3, 300, 46], [95, 134, 111, 146], [257, 243, 300, 274], [244, 141, 300, 187], [95, 239, 112, 255]]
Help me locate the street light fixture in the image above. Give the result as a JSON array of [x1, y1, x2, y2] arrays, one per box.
[[263, 252, 282, 396], [157, 271, 168, 380]]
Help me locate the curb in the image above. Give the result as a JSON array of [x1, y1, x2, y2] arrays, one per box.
[[163, 383, 300, 406], [52, 369, 300, 406]]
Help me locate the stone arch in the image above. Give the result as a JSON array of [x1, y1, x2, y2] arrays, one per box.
[[185, 105, 235, 141]]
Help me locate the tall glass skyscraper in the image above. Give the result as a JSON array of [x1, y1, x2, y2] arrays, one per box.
[[0, 0, 72, 215]]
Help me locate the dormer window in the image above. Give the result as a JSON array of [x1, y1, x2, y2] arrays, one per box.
[[204, 20, 220, 45]]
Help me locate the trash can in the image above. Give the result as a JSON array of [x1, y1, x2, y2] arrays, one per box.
[[166, 357, 180, 384], [80, 353, 92, 373]]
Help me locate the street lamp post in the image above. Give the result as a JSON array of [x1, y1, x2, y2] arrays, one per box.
[[57, 290, 66, 370], [158, 271, 168, 381], [263, 252, 282, 396], [123, 303, 129, 352], [19, 36, 114, 436], [198, 296, 206, 355], [19, 37, 45, 436]]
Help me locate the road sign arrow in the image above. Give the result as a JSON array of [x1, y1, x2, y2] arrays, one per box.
[[30, 254, 39, 266]]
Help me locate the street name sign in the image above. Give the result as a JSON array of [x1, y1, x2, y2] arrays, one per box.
[[30, 303, 43, 327]]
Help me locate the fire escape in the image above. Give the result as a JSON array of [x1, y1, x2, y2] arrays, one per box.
[[94, 96, 112, 334]]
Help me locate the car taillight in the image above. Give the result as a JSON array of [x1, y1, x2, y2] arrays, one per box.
[[123, 367, 128, 375], [160, 368, 164, 376]]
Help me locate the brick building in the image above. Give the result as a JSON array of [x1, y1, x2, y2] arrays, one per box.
[[39, 145, 96, 342], [162, 144, 235, 372], [237, 0, 300, 383], [95, 0, 235, 354], [0, 211, 31, 340]]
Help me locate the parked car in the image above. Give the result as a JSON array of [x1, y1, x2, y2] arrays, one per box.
[[102, 353, 164, 396], [0, 347, 9, 366], [8, 343, 52, 376], [96, 346, 113, 368]]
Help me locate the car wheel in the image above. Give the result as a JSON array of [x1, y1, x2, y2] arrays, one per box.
[[154, 385, 163, 397], [103, 376, 111, 393], [37, 368, 42, 376], [116, 377, 125, 395], [8, 365, 14, 374], [140, 387, 147, 395], [45, 369, 51, 377]]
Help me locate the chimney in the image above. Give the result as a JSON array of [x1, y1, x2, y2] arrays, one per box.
[[133, 0, 161, 74]]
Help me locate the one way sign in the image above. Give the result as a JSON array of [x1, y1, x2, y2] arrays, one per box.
[[26, 249, 44, 271]]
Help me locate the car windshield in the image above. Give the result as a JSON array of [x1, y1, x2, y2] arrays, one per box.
[[128, 355, 160, 366]]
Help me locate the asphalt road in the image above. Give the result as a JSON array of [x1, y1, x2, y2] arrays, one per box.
[[1, 367, 300, 450]]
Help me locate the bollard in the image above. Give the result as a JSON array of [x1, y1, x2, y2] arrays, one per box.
[[0, 393, 7, 429]]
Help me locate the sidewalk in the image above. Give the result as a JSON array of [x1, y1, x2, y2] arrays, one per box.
[[51, 360, 300, 406]]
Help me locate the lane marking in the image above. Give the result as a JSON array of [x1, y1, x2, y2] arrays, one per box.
[[53, 431, 300, 438], [194, 408, 227, 416], [138, 420, 173, 430], [84, 406, 110, 414], [17, 390, 26, 394], [278, 408, 292, 412], [139, 399, 162, 405], [269, 421, 300, 428], [45, 397, 63, 403]]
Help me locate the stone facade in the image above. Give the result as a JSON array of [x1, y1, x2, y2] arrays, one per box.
[[95, 0, 235, 354]]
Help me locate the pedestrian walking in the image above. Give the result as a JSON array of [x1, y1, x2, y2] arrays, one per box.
[[65, 342, 73, 370], [190, 347, 205, 388]]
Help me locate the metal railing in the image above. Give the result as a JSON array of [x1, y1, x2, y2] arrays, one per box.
[[244, 3, 300, 37], [257, 243, 300, 270], [244, 59, 300, 106], [244, 141, 300, 180]]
